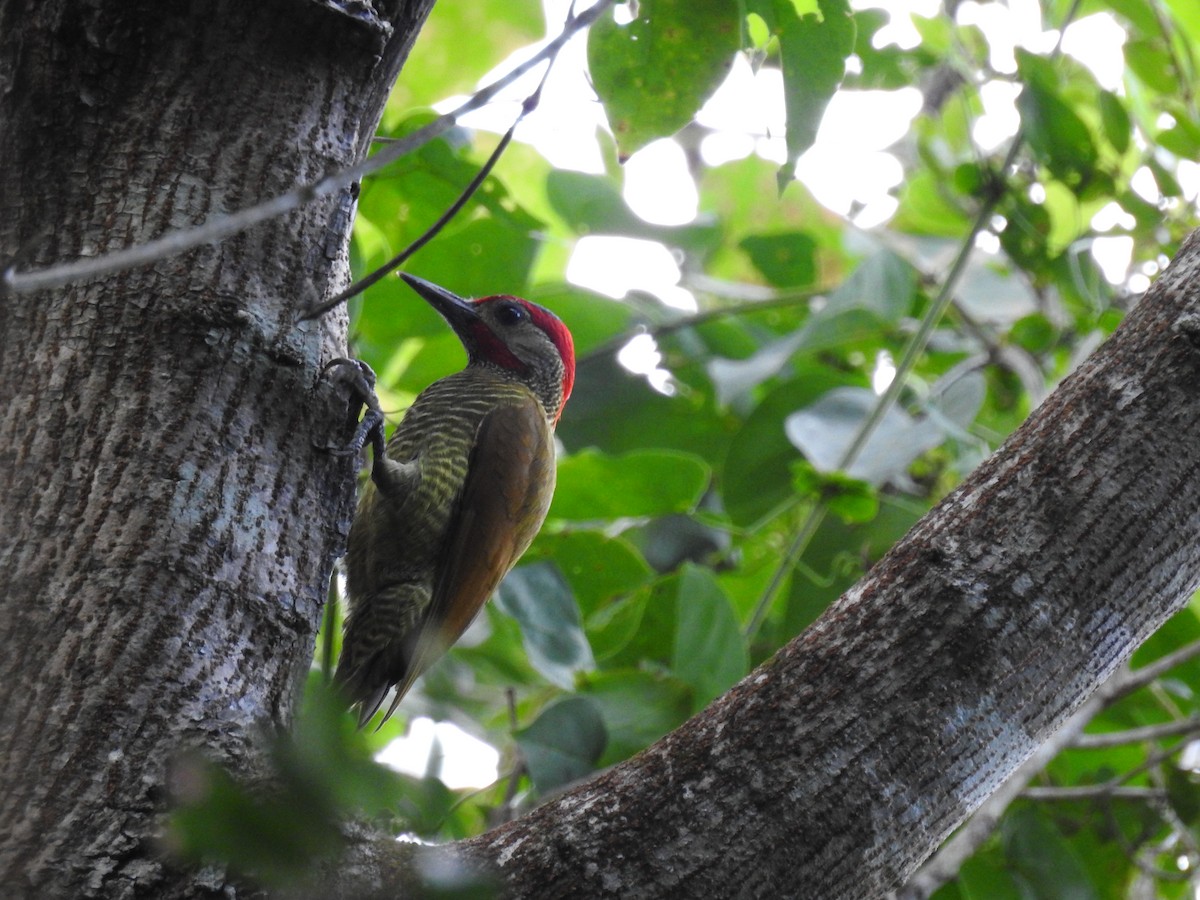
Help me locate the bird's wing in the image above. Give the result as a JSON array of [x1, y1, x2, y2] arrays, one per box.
[[381, 394, 554, 722]]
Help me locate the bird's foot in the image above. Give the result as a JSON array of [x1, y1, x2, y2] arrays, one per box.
[[315, 358, 386, 459]]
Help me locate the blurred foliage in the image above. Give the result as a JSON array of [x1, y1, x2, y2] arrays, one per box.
[[175, 0, 1200, 893]]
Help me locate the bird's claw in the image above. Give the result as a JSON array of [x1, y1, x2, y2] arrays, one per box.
[[315, 358, 387, 459], [321, 357, 381, 412]]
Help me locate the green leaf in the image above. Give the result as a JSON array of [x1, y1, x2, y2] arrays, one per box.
[[1097, 89, 1131, 154], [585, 589, 652, 662], [777, 493, 926, 640], [588, 0, 739, 159], [169, 683, 408, 885], [997, 192, 1052, 272], [706, 300, 889, 406], [1009, 313, 1056, 354], [951, 162, 985, 197], [550, 448, 709, 520], [1133, 605, 1200, 679], [352, 113, 549, 365], [169, 759, 336, 886], [739, 231, 818, 287], [1167, 767, 1200, 827], [495, 562, 595, 688], [891, 169, 972, 237], [544, 170, 720, 255], [532, 530, 654, 617], [825, 486, 878, 524], [634, 514, 730, 573], [388, 775, 467, 839], [1001, 805, 1101, 899], [722, 369, 848, 526], [1015, 51, 1099, 190], [956, 851, 1026, 900], [851, 10, 916, 91], [1147, 155, 1184, 197], [825, 249, 916, 323], [408, 215, 540, 299], [558, 353, 731, 460], [750, 0, 856, 189], [672, 565, 748, 709], [1165, 0, 1200, 44], [785, 386, 946, 485], [793, 464, 879, 524], [1158, 116, 1200, 158], [514, 697, 607, 792], [450, 604, 542, 696], [600, 574, 679, 669], [289, 683, 409, 815], [1124, 38, 1176, 93], [383, 0, 542, 114], [580, 670, 693, 764], [699, 154, 844, 254], [1101, 0, 1159, 34], [545, 168, 632, 234], [707, 331, 811, 405]]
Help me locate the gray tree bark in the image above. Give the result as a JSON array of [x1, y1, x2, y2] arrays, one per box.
[[0, 1, 431, 896], [5, 1, 1200, 899]]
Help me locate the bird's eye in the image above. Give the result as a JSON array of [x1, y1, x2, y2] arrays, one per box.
[[494, 301, 527, 327]]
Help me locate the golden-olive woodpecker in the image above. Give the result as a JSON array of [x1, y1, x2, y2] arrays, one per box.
[[336, 274, 575, 727]]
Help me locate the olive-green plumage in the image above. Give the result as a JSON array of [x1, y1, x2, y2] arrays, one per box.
[[335, 275, 575, 726]]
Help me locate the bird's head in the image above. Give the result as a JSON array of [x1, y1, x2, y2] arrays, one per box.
[[400, 273, 575, 423]]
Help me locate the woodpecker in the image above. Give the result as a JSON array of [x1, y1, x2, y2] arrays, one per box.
[[335, 274, 575, 727]]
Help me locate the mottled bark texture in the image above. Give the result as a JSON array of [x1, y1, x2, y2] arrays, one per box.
[[0, 1, 431, 896], [321, 232, 1200, 898]]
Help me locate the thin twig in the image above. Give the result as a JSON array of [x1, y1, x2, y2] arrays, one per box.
[[1109, 636, 1200, 698], [1, 0, 613, 298], [300, 123, 521, 321], [1146, 800, 1200, 879], [1103, 735, 1197, 792], [1118, 827, 1193, 885], [494, 687, 527, 825], [1023, 785, 1167, 802], [1073, 716, 1200, 750], [300, 0, 575, 322]]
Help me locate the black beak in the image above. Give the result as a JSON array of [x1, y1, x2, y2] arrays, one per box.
[[400, 274, 480, 340]]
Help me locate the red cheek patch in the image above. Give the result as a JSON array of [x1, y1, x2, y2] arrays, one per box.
[[468, 319, 526, 372]]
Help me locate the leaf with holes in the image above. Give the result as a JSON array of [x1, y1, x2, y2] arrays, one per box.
[[588, 0, 738, 160]]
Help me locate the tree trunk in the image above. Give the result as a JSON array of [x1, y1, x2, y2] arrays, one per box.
[[324, 231, 1200, 897], [0, 1, 430, 896]]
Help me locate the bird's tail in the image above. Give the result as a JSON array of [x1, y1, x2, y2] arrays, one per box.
[[334, 582, 428, 728]]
